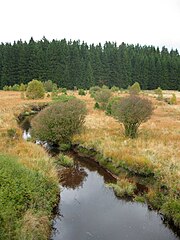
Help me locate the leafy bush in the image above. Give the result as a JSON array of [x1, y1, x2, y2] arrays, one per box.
[[94, 102, 100, 109], [60, 88, 67, 94], [31, 98, 87, 145], [111, 85, 119, 92], [129, 82, 141, 95], [78, 89, 86, 96], [94, 89, 112, 110], [89, 86, 101, 98], [26, 80, 45, 99], [112, 95, 153, 138]]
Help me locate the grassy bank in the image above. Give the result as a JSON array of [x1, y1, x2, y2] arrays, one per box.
[[73, 90, 180, 228], [0, 91, 59, 239]]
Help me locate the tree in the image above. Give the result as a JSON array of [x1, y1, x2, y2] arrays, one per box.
[[31, 98, 87, 144], [112, 95, 153, 138], [26, 79, 45, 99], [43, 80, 54, 92]]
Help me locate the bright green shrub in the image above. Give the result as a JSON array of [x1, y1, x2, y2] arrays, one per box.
[[26, 80, 45, 99]]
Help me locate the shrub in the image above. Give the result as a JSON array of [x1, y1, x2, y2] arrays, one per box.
[[154, 87, 163, 100], [111, 85, 119, 92], [129, 82, 141, 95], [106, 96, 121, 115], [19, 83, 27, 91], [94, 89, 112, 110], [78, 89, 86, 96], [94, 102, 100, 109], [89, 86, 101, 98], [60, 88, 67, 94], [31, 98, 87, 145], [43, 80, 54, 92], [170, 93, 177, 105], [26, 80, 45, 99], [112, 95, 153, 138]]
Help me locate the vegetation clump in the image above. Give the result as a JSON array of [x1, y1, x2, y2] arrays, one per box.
[[26, 79, 45, 99], [108, 178, 137, 197], [155, 87, 163, 100], [56, 154, 74, 167], [78, 89, 86, 96], [170, 93, 177, 105], [31, 98, 87, 145], [112, 95, 153, 138], [89, 86, 101, 98], [94, 88, 112, 110], [129, 82, 141, 95]]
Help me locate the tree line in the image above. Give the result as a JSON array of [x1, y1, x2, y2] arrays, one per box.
[[0, 37, 179, 90]]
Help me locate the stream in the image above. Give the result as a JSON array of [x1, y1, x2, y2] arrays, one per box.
[[50, 154, 179, 240], [21, 117, 179, 240]]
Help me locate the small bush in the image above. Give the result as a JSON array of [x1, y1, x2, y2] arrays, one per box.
[[112, 95, 153, 138], [59, 143, 71, 151], [56, 154, 74, 167], [111, 86, 119, 92], [7, 128, 17, 139], [170, 93, 177, 105], [94, 89, 112, 110], [106, 96, 121, 115], [129, 82, 141, 95], [154, 87, 163, 100], [31, 98, 87, 145], [78, 89, 86, 96], [89, 86, 101, 98], [60, 88, 67, 94], [26, 80, 45, 99], [94, 102, 100, 109], [43, 80, 54, 92]]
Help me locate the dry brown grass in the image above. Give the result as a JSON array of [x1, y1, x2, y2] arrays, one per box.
[[73, 91, 180, 191], [0, 91, 57, 181]]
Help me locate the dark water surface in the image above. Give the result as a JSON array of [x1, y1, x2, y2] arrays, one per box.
[[51, 155, 179, 240]]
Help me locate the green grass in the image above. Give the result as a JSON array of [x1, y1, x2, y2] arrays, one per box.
[[56, 154, 74, 167], [0, 154, 58, 240]]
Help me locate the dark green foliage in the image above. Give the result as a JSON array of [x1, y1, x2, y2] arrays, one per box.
[[31, 98, 87, 144], [26, 80, 45, 99], [112, 95, 153, 138], [0, 154, 58, 239], [0, 38, 180, 90], [78, 89, 86, 95], [94, 102, 100, 109]]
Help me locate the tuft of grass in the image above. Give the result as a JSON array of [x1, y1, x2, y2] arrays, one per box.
[[108, 178, 137, 198], [161, 199, 180, 228], [56, 154, 74, 167]]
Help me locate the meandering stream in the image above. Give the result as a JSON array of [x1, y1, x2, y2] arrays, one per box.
[[21, 117, 179, 240], [50, 154, 179, 240]]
